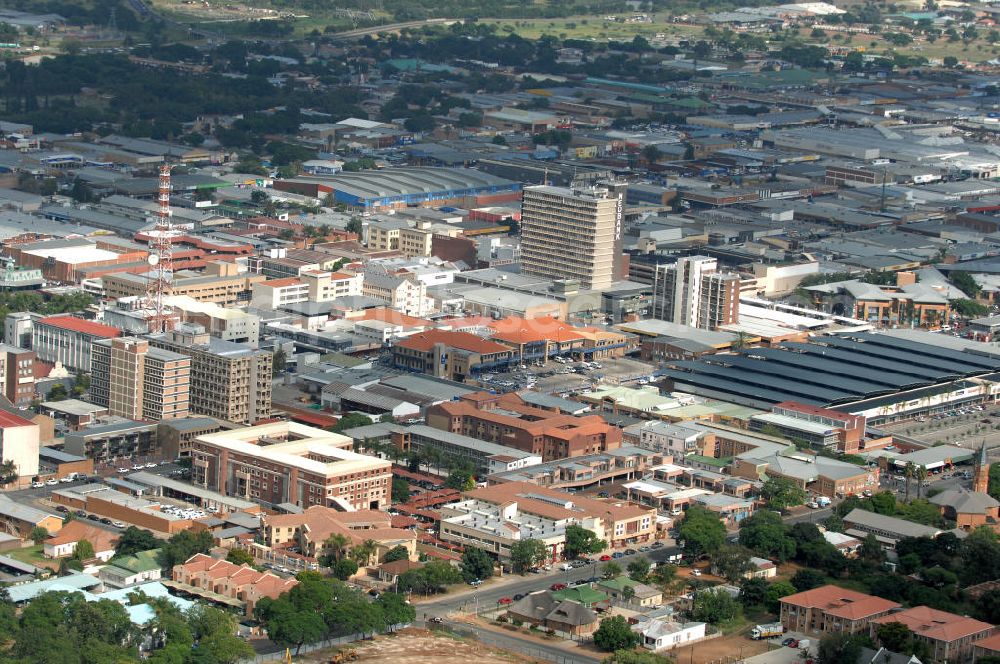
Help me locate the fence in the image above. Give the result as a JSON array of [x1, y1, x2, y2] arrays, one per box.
[[435, 623, 598, 664], [241, 624, 410, 663]]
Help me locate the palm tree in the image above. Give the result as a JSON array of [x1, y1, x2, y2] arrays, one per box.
[[350, 539, 379, 567], [915, 466, 929, 500], [0, 460, 17, 487], [324, 533, 351, 563]]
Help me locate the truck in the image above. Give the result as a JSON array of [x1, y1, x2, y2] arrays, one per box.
[[750, 623, 785, 640]]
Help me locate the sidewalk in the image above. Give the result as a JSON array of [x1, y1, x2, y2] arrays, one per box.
[[454, 615, 604, 661]]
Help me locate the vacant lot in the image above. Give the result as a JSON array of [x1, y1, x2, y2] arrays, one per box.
[[297, 628, 534, 664]]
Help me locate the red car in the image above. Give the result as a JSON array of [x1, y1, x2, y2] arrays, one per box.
[[550, 583, 567, 591], [786, 640, 799, 649], [497, 597, 513, 605], [599, 554, 612, 561]]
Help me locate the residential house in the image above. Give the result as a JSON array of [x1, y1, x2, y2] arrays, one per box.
[[99, 549, 162, 589], [43, 521, 118, 561], [506, 590, 600, 637], [633, 620, 707, 652]]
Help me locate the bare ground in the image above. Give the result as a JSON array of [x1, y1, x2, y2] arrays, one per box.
[[295, 628, 538, 664]]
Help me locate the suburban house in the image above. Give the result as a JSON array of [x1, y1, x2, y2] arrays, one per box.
[[506, 590, 600, 636], [98, 549, 162, 589], [43, 521, 117, 561], [632, 619, 707, 652]]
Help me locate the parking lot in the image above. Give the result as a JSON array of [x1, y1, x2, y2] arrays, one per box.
[[476, 356, 657, 396], [882, 402, 1000, 449]]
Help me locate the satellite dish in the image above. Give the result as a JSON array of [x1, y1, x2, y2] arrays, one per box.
[[148, 254, 160, 267]]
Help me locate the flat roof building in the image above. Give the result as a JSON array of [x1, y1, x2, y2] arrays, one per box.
[[520, 184, 626, 291], [190, 421, 392, 511]]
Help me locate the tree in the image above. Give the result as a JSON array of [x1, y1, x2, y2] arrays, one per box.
[[593, 615, 641, 652], [321, 533, 351, 566], [376, 592, 415, 632], [602, 561, 623, 579], [332, 413, 374, 433], [818, 633, 867, 664], [0, 460, 15, 488], [944, 55, 959, 68], [226, 548, 255, 566], [391, 478, 410, 504], [383, 545, 410, 563], [114, 526, 160, 557], [951, 298, 989, 318], [713, 545, 754, 583], [461, 546, 494, 582], [691, 588, 740, 624], [738, 511, 796, 561], [859, 534, 886, 563], [627, 556, 651, 583], [158, 529, 213, 569], [47, 383, 69, 401], [950, 270, 981, 298], [187, 604, 254, 663], [739, 577, 769, 608], [74, 539, 95, 561], [564, 525, 606, 559], [272, 348, 287, 376], [642, 144, 662, 165], [876, 622, 914, 653], [760, 477, 806, 511], [765, 581, 796, 612], [445, 469, 475, 492], [350, 539, 378, 566], [29, 526, 48, 545], [790, 568, 826, 591], [677, 505, 725, 558], [332, 558, 359, 580], [509, 539, 548, 573]]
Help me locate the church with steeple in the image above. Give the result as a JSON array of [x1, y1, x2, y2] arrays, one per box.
[[930, 442, 999, 531], [974, 441, 990, 494]]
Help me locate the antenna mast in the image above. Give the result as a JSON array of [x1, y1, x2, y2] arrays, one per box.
[[145, 164, 175, 333]]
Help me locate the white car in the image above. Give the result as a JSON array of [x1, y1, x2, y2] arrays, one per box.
[[111, 521, 125, 528], [31, 482, 44, 489], [117, 468, 128, 473], [131, 465, 143, 471], [145, 462, 157, 468], [59, 477, 73, 483], [45, 479, 58, 486], [690, 569, 702, 577]]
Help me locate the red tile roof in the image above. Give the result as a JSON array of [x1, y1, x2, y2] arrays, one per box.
[[395, 329, 510, 355], [39, 316, 122, 338], [975, 632, 1000, 654], [872, 606, 995, 642], [262, 277, 304, 288], [0, 410, 35, 428], [780, 585, 900, 620]]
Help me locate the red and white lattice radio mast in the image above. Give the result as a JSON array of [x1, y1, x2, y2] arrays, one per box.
[[144, 164, 175, 333]]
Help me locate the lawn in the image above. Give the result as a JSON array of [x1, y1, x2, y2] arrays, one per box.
[[8, 544, 57, 570]]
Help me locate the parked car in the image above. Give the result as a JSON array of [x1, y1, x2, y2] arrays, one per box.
[[625, 549, 637, 555], [782, 638, 796, 647], [86, 514, 100, 521], [786, 640, 799, 648], [31, 482, 44, 489], [549, 583, 567, 591], [599, 554, 612, 561], [497, 597, 513, 605], [690, 569, 702, 577], [512, 594, 525, 601], [111, 521, 125, 528], [612, 552, 624, 559], [55, 506, 68, 513], [45, 479, 58, 486], [100, 518, 112, 525]]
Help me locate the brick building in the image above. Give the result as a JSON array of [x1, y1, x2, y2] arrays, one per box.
[[427, 392, 623, 462], [780, 585, 900, 636]]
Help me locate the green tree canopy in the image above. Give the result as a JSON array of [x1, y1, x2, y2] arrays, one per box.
[[738, 510, 796, 561], [461, 546, 495, 582], [691, 588, 740, 625], [509, 539, 548, 574], [677, 505, 725, 558], [760, 477, 807, 511], [593, 615, 641, 652], [564, 525, 607, 559]]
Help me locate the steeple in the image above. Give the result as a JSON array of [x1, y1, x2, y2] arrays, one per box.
[[974, 441, 990, 494]]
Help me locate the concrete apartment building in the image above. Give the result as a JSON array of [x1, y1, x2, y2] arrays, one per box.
[[650, 256, 740, 330], [189, 421, 392, 510], [439, 481, 655, 564], [519, 184, 626, 291], [149, 324, 271, 426], [870, 606, 994, 663], [90, 337, 191, 421], [362, 267, 430, 317], [391, 329, 515, 381], [251, 270, 363, 309], [780, 585, 900, 636], [32, 315, 123, 372], [426, 391, 623, 462], [367, 218, 436, 257], [0, 344, 36, 406]]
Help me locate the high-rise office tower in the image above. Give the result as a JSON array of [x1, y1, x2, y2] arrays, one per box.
[[91, 337, 191, 421], [519, 184, 626, 291], [651, 256, 740, 330], [149, 324, 271, 426]]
